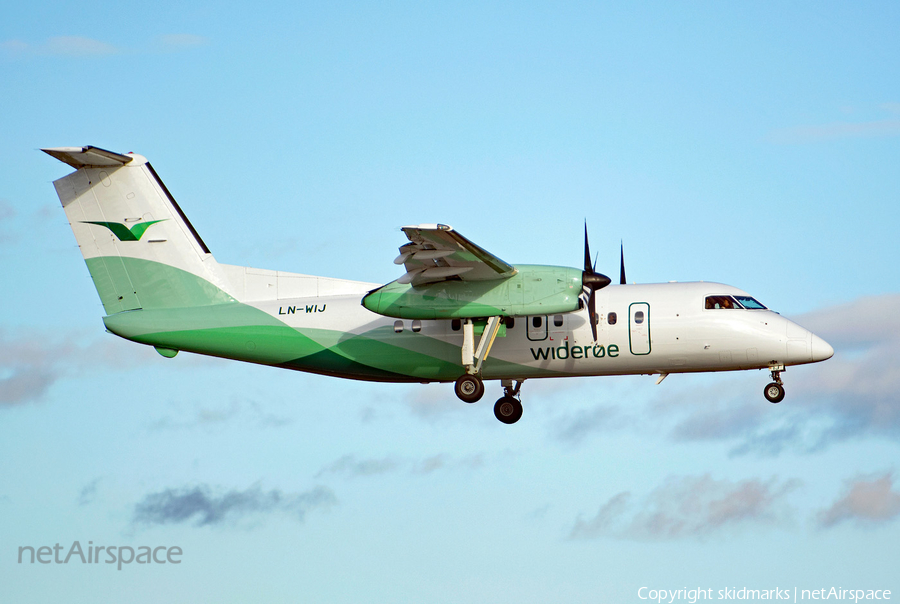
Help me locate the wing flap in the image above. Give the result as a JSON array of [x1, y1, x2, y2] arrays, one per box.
[[398, 224, 516, 284]]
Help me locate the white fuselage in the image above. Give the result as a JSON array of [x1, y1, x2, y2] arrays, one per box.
[[242, 281, 832, 382]]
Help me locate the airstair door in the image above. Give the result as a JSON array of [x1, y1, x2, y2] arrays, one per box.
[[629, 302, 651, 355]]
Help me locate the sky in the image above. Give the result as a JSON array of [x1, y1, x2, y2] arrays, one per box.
[[2, 2, 900, 602]]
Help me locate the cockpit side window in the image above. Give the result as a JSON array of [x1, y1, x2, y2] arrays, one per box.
[[734, 295, 767, 310], [705, 295, 742, 309]]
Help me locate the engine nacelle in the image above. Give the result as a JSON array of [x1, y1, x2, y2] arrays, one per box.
[[362, 264, 583, 320]]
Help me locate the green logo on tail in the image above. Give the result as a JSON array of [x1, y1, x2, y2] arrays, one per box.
[[81, 220, 167, 241]]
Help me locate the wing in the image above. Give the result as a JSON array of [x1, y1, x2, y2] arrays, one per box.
[[393, 224, 517, 286]]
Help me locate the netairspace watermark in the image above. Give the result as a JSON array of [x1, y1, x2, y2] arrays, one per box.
[[17, 541, 182, 571], [637, 587, 892, 604]]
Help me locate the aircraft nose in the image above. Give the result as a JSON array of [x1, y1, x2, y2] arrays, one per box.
[[811, 333, 834, 362]]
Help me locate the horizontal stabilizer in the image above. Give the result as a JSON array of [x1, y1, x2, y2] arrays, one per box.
[[42, 146, 134, 169]]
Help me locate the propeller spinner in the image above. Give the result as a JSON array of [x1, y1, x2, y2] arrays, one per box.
[[582, 224, 612, 342]]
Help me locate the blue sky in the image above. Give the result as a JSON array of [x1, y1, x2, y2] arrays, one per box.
[[2, 2, 900, 602]]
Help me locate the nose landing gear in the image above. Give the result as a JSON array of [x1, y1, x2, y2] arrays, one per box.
[[764, 365, 786, 403], [493, 379, 524, 424]]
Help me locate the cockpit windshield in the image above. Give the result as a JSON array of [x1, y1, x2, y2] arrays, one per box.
[[734, 295, 767, 310], [705, 295, 768, 310]]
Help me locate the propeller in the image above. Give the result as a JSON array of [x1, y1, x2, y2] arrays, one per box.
[[582, 224, 612, 342], [620, 240, 627, 285]]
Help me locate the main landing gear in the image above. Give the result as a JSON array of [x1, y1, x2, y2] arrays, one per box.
[[764, 365, 786, 403], [452, 316, 527, 423], [454, 374, 484, 403], [454, 375, 526, 424]]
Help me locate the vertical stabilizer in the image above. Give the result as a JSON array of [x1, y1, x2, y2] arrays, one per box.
[[44, 146, 235, 314]]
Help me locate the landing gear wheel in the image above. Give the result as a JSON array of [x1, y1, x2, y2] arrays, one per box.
[[455, 374, 484, 403], [494, 396, 523, 424], [764, 382, 785, 403]]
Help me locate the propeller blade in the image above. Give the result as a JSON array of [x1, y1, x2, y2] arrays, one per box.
[[588, 288, 598, 342], [582, 222, 610, 342], [583, 223, 592, 273], [619, 241, 626, 285]]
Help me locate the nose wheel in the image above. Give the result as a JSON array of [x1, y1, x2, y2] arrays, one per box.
[[764, 365, 786, 403], [493, 379, 524, 424], [494, 397, 523, 424]]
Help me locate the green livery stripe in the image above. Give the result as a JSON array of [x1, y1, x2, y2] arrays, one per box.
[[84, 256, 235, 312], [91, 257, 562, 383]]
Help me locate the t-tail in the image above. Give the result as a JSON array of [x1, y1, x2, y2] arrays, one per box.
[[44, 146, 234, 314]]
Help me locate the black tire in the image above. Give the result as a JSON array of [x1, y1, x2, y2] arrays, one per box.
[[764, 382, 785, 403], [454, 374, 484, 403], [494, 396, 523, 424]]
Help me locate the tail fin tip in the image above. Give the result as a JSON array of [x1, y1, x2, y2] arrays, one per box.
[[42, 146, 135, 169]]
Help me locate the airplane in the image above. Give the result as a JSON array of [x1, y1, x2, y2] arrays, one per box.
[[43, 145, 834, 424]]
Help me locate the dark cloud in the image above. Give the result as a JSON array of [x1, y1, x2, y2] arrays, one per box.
[[551, 404, 623, 445], [0, 328, 213, 406], [0, 330, 85, 405], [570, 474, 800, 541], [413, 454, 447, 474], [132, 484, 336, 528], [818, 472, 900, 528], [78, 478, 101, 506]]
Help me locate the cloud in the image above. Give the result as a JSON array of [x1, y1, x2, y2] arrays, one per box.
[[551, 403, 624, 445], [0, 199, 14, 220], [316, 454, 402, 478], [768, 120, 900, 144], [2, 34, 208, 59], [316, 452, 487, 478], [78, 478, 101, 506], [570, 474, 799, 541], [0, 327, 220, 407], [1, 36, 120, 57], [0, 199, 17, 245], [643, 294, 900, 456], [795, 295, 900, 351], [818, 472, 900, 528], [132, 484, 336, 528], [0, 329, 152, 405], [44, 36, 119, 56], [767, 104, 900, 143], [148, 398, 293, 432]]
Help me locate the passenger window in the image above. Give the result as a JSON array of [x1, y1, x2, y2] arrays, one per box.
[[553, 315, 563, 327], [411, 319, 422, 333], [504, 317, 515, 329], [393, 320, 404, 333], [608, 312, 617, 325], [634, 311, 644, 324], [451, 319, 461, 331], [705, 295, 740, 309], [532, 316, 543, 328]]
